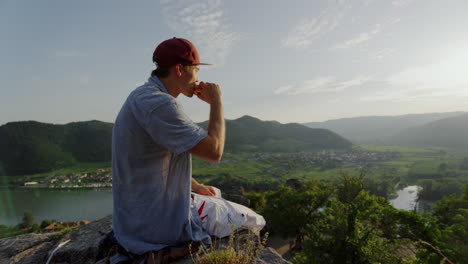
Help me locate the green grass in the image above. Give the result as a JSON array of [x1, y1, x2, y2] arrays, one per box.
[[192, 147, 467, 186], [2, 145, 467, 197], [0, 226, 27, 238], [53, 226, 77, 239]]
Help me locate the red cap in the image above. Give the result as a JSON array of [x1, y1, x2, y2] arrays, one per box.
[[152, 37, 211, 67]]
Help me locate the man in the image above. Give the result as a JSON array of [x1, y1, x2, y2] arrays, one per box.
[[111, 37, 225, 257]]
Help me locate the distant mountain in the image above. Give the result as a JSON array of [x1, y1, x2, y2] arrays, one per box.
[[304, 112, 465, 144], [387, 113, 468, 148], [0, 116, 351, 176], [0, 120, 113, 175], [199, 115, 352, 153]]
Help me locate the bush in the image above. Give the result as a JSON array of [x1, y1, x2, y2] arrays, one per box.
[[243, 192, 266, 212], [28, 223, 41, 232], [19, 211, 34, 229], [40, 219, 53, 228]]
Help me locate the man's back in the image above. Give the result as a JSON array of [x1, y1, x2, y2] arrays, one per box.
[[112, 77, 210, 255]]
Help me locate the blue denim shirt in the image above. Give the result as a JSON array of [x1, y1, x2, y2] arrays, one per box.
[[111, 76, 211, 255]]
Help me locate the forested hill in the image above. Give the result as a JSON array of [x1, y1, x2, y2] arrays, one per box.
[[0, 120, 113, 176], [304, 111, 465, 144], [200, 115, 352, 153], [387, 113, 468, 148], [0, 116, 351, 176]]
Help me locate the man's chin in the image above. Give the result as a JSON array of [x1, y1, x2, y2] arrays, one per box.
[[184, 92, 194, 98]]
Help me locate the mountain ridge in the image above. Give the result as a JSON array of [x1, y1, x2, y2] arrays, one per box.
[[0, 116, 350, 176], [387, 113, 468, 148], [304, 111, 466, 144]]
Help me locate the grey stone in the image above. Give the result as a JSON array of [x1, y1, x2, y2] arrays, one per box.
[[0, 232, 57, 263], [253, 247, 293, 264], [11, 241, 55, 264], [48, 215, 113, 264], [94, 258, 108, 264], [1, 215, 291, 264]]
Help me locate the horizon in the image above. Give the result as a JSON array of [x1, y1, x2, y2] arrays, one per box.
[[2, 0, 468, 125], [1, 109, 466, 127]]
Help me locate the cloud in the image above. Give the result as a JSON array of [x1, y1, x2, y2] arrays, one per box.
[[361, 48, 468, 101], [370, 48, 395, 60], [52, 50, 85, 57], [392, 0, 416, 7], [333, 30, 380, 50], [281, 1, 349, 49], [333, 18, 400, 49], [274, 75, 372, 95], [161, 0, 240, 65]]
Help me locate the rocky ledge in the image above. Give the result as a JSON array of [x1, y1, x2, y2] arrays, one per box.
[[0, 216, 291, 264]]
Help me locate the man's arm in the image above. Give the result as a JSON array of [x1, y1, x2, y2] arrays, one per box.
[[189, 82, 225, 163]]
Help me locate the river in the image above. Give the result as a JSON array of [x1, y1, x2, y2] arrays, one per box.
[[389, 185, 434, 212], [1, 185, 433, 226], [0, 188, 113, 226]]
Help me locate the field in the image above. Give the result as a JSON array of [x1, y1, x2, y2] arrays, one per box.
[[4, 145, 468, 199]]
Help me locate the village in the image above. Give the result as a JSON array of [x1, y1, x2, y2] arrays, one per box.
[[18, 150, 400, 188], [248, 150, 400, 169], [22, 168, 112, 188]]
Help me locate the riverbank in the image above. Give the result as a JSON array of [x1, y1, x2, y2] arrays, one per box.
[[20, 183, 112, 189], [1, 167, 112, 189]]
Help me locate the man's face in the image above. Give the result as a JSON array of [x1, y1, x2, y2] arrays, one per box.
[[180, 65, 200, 98]]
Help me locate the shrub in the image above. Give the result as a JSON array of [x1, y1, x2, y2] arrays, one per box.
[[19, 211, 34, 229], [41, 219, 52, 228]]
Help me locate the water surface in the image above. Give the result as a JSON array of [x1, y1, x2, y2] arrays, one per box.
[[0, 188, 112, 226]]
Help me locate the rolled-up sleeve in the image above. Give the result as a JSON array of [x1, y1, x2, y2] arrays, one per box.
[[144, 101, 207, 155]]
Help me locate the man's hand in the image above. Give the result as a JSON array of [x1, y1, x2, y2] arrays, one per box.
[[189, 81, 225, 163], [192, 178, 217, 196], [195, 184, 217, 196], [194, 82, 222, 105]]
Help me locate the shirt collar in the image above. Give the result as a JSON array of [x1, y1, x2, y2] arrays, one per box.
[[148, 76, 169, 94]]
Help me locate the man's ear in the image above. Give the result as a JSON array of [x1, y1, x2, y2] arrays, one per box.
[[174, 64, 183, 77]]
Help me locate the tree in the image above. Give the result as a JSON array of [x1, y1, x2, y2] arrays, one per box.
[[262, 179, 333, 247], [20, 211, 35, 229], [427, 183, 468, 263], [295, 175, 401, 264], [263, 175, 464, 263], [243, 192, 266, 212]]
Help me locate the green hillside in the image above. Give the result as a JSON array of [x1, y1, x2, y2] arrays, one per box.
[[387, 113, 468, 148], [0, 116, 351, 176], [0, 120, 113, 176], [217, 115, 351, 153]]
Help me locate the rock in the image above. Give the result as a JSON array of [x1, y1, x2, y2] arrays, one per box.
[[10, 241, 55, 264], [94, 258, 108, 264], [0, 232, 57, 263], [47, 215, 113, 264], [253, 247, 293, 264], [1, 215, 291, 264]]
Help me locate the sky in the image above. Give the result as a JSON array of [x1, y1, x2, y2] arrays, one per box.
[[1, 0, 467, 125]]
